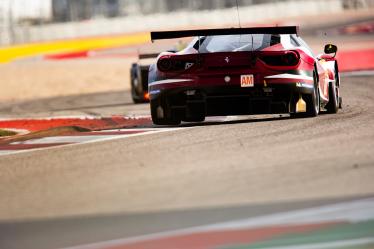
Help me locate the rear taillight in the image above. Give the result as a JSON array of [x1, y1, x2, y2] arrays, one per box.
[[261, 51, 300, 67], [157, 56, 172, 71], [283, 51, 299, 65], [157, 56, 195, 72]]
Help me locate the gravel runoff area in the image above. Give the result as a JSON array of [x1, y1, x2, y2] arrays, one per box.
[[0, 58, 134, 104], [0, 10, 373, 107]]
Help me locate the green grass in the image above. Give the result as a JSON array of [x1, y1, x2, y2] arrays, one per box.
[[0, 129, 17, 137]]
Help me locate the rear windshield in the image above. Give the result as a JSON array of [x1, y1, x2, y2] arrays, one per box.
[[194, 34, 280, 53]]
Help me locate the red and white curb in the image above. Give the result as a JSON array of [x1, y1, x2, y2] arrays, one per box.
[[0, 128, 182, 156], [0, 114, 295, 156], [0, 115, 247, 156]]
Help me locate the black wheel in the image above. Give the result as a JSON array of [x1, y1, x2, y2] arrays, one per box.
[[326, 68, 340, 113], [304, 84, 320, 117], [183, 104, 206, 122], [326, 80, 339, 113], [150, 99, 181, 125], [131, 77, 147, 104], [130, 65, 147, 104]]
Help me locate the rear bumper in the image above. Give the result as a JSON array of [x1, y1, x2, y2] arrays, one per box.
[[151, 83, 314, 117]]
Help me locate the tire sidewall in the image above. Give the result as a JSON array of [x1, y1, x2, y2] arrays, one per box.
[[314, 85, 320, 115], [326, 71, 339, 113], [310, 69, 320, 116], [150, 98, 181, 125]]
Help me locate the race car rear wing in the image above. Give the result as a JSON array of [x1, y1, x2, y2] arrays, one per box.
[[138, 53, 160, 60], [151, 26, 299, 41]]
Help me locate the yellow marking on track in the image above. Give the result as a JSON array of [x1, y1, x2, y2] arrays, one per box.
[[0, 32, 150, 63]]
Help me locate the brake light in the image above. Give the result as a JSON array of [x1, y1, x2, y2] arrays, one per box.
[[143, 92, 150, 100], [283, 51, 299, 65], [261, 51, 300, 67], [157, 55, 195, 72], [157, 56, 172, 71]]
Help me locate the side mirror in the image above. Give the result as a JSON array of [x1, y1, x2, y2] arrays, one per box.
[[324, 44, 338, 56]]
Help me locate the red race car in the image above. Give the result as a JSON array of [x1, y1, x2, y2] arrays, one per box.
[[148, 26, 342, 125]]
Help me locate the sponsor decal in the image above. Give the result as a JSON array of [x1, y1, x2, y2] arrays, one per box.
[[263, 87, 272, 93], [185, 62, 194, 70], [149, 90, 161, 95], [241, 74, 254, 87], [296, 82, 314, 89], [186, 90, 196, 96]]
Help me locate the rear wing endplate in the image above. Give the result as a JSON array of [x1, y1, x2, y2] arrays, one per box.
[[151, 26, 299, 41]]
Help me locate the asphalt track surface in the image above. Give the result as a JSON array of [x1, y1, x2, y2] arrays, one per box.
[[0, 73, 374, 248], [1, 15, 374, 247], [1, 196, 373, 249]]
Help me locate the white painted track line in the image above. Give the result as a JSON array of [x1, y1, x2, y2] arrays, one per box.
[[0, 150, 18, 156], [11, 135, 119, 145], [11, 128, 184, 145], [0, 127, 187, 156]]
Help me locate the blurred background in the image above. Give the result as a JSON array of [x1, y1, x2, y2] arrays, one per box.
[[0, 0, 373, 113], [1, 0, 374, 45]]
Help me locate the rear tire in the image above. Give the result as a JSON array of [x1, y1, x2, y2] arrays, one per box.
[[131, 78, 146, 104], [183, 104, 206, 122], [326, 70, 339, 114], [304, 85, 320, 117], [151, 99, 181, 125]]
